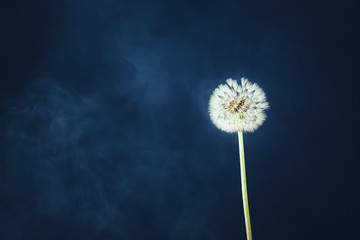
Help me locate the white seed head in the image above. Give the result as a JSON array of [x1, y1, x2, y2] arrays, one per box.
[[209, 78, 269, 133]]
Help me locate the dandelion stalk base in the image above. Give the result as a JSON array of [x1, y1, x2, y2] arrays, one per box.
[[238, 131, 252, 240]]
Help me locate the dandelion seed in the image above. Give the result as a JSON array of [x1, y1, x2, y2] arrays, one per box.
[[209, 78, 269, 133]]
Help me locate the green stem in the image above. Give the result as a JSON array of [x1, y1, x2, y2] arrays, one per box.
[[238, 131, 253, 240]]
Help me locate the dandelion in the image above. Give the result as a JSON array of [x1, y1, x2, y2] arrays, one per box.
[[209, 78, 269, 133], [209, 78, 269, 240]]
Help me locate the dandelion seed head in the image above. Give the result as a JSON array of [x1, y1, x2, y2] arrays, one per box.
[[209, 78, 269, 133]]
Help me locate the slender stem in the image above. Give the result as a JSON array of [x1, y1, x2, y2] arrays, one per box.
[[238, 131, 253, 240]]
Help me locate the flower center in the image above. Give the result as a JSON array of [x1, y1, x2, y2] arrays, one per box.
[[227, 98, 249, 115]]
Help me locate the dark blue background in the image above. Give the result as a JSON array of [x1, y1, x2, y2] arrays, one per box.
[[1, 0, 359, 239]]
